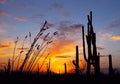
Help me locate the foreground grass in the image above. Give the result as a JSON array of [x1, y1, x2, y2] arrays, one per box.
[[0, 72, 120, 84]]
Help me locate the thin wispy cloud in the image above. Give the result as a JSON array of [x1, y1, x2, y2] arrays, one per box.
[[97, 46, 104, 50], [30, 14, 45, 19], [97, 32, 113, 42], [46, 22, 55, 28], [0, 10, 12, 17], [50, 3, 63, 10], [106, 18, 120, 30], [0, 10, 27, 22], [14, 17, 27, 22], [17, 47, 29, 51]]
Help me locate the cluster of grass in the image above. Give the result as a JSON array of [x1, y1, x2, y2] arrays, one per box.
[[0, 21, 58, 75]]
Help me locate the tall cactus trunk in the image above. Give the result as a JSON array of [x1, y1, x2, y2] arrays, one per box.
[[95, 53, 100, 75], [87, 57, 91, 76], [64, 63, 67, 74], [76, 45, 79, 75], [47, 58, 51, 75], [109, 54, 113, 75]]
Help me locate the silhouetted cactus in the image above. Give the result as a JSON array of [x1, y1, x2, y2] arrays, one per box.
[[72, 45, 79, 75], [109, 54, 113, 75], [82, 11, 100, 76], [47, 58, 51, 75], [64, 63, 67, 74]]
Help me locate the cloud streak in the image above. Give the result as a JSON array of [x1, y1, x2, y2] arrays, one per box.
[[0, 10, 27, 22], [0, 10, 12, 17], [55, 55, 71, 58], [17, 47, 29, 50], [106, 18, 120, 30], [57, 21, 83, 40], [0, 42, 13, 51], [50, 3, 63, 10], [112, 35, 120, 41], [14, 17, 27, 22], [97, 46, 104, 50]]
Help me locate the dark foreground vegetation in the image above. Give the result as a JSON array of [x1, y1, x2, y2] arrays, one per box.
[[0, 72, 120, 84]]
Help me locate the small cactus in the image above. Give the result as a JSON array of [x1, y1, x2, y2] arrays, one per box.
[[109, 54, 113, 75], [72, 45, 79, 75], [47, 58, 51, 75], [64, 63, 67, 74]]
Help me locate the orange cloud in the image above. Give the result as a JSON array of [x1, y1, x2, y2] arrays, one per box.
[[0, 42, 13, 50], [0, 41, 14, 65], [0, 10, 12, 17], [14, 17, 27, 21], [55, 55, 71, 58], [48, 39, 75, 56], [112, 35, 120, 41]]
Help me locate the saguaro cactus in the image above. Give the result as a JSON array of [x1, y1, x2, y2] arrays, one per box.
[[64, 63, 67, 74], [47, 58, 51, 75], [109, 54, 113, 75], [82, 11, 100, 76], [72, 45, 79, 75]]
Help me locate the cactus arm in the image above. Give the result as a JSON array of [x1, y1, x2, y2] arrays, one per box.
[[82, 26, 88, 62], [72, 60, 76, 66], [90, 11, 92, 23]]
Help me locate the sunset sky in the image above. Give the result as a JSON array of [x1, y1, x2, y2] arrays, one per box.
[[0, 0, 120, 74]]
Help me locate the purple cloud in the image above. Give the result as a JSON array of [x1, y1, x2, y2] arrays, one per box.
[[0, 10, 12, 17], [0, 0, 7, 4], [97, 46, 104, 50], [50, 3, 63, 10], [106, 18, 120, 30]]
